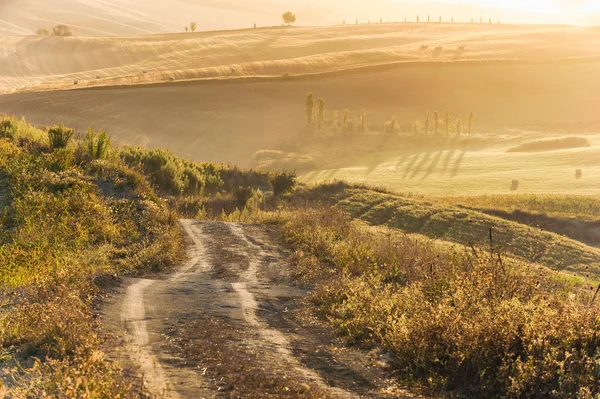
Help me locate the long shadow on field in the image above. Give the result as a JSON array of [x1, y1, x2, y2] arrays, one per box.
[[451, 150, 467, 177], [441, 149, 457, 175], [422, 151, 443, 179], [410, 152, 432, 179], [401, 153, 421, 179]]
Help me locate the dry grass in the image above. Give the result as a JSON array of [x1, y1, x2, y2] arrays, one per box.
[[2, 24, 600, 94], [0, 116, 183, 396], [280, 206, 600, 398]]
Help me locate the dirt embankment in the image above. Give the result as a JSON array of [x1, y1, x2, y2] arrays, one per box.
[[101, 220, 415, 398]]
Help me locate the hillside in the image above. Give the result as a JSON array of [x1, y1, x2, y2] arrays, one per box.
[[1, 24, 599, 94], [3, 115, 600, 397]]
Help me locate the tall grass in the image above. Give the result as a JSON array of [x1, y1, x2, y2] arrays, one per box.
[[282, 207, 600, 398], [0, 121, 182, 397]]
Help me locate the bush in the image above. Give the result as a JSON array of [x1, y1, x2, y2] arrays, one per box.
[[36, 28, 50, 36], [85, 128, 111, 159], [270, 171, 297, 196], [119, 147, 224, 196], [52, 24, 72, 37], [234, 186, 254, 208], [0, 115, 17, 139], [47, 123, 74, 150]]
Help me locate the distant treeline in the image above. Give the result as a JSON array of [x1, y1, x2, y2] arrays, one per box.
[[304, 92, 476, 136]]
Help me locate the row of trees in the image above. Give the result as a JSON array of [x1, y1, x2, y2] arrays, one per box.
[[403, 110, 475, 136], [304, 93, 475, 136], [36, 25, 72, 37]]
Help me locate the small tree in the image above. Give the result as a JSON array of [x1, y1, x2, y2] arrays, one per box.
[[342, 109, 349, 133], [332, 110, 339, 133], [384, 117, 398, 134], [445, 110, 450, 136], [283, 12, 296, 26], [185, 26, 189, 32], [434, 111, 439, 135], [316, 98, 326, 131], [359, 110, 366, 133], [424, 112, 430, 135], [468, 110, 475, 136], [305, 93, 314, 125], [36, 28, 50, 36], [52, 25, 72, 37], [417, 15, 420, 23], [353, 116, 358, 133], [456, 115, 463, 136], [190, 22, 197, 32]]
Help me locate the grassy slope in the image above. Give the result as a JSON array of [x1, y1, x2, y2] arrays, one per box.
[[0, 116, 270, 396], [293, 183, 600, 278], [301, 133, 600, 196]]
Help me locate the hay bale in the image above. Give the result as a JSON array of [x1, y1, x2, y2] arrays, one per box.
[[420, 45, 429, 50], [231, 67, 237, 74], [143, 69, 148, 74], [73, 80, 78, 85], [169, 76, 175, 82], [95, 75, 101, 79], [511, 180, 519, 191], [576, 169, 582, 179]]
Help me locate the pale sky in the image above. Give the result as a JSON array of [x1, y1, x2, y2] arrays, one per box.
[[391, 0, 600, 25]]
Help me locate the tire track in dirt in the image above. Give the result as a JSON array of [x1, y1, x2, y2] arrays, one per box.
[[228, 224, 355, 398], [110, 220, 414, 398], [119, 219, 206, 398]]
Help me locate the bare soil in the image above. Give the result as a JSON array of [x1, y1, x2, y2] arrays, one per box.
[[100, 220, 415, 398]]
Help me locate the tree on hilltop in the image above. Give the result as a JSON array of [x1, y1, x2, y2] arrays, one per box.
[[52, 25, 72, 37], [36, 28, 50, 36], [283, 12, 296, 26], [190, 22, 197, 32], [185, 26, 189, 32]]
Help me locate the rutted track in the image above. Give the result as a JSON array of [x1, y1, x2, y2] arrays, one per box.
[[103, 220, 414, 398]]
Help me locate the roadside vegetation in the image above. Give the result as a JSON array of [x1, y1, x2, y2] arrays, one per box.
[[3, 114, 600, 398], [0, 115, 278, 397]]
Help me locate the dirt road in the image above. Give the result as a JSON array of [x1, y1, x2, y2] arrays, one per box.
[[101, 220, 413, 398]]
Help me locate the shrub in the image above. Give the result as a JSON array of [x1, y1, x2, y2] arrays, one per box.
[[190, 22, 197, 32], [234, 186, 254, 208], [85, 129, 111, 160], [36, 28, 50, 36], [0, 115, 17, 139], [52, 24, 72, 37], [282, 207, 600, 398], [47, 123, 74, 150], [270, 171, 297, 196]]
